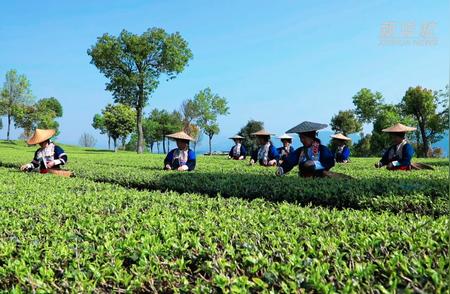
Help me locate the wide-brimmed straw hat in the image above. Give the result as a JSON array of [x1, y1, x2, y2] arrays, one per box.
[[382, 123, 417, 133], [286, 121, 327, 134], [27, 129, 56, 145], [166, 131, 195, 141], [278, 134, 293, 140], [331, 133, 351, 141], [229, 134, 244, 140], [251, 129, 274, 136]]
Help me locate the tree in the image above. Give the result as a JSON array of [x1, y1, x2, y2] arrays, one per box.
[[147, 109, 183, 153], [14, 97, 63, 137], [401, 86, 449, 157], [353, 133, 372, 157], [238, 120, 264, 154], [79, 133, 97, 147], [352, 88, 384, 123], [191, 88, 229, 154], [0, 70, 34, 140], [87, 28, 193, 153], [330, 110, 362, 136], [92, 114, 112, 150], [102, 104, 135, 151]]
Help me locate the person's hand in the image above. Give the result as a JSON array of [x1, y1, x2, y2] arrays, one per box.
[[249, 159, 255, 166], [46, 161, 55, 168], [387, 162, 394, 170], [238, 156, 244, 160], [374, 162, 382, 168], [20, 164, 29, 172], [165, 164, 172, 170], [268, 159, 277, 166], [177, 165, 189, 171], [228, 156, 231, 159]]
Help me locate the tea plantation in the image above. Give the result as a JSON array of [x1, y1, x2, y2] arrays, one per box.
[[0, 141, 448, 292]]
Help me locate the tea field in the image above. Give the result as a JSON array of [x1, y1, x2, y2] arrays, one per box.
[[0, 141, 448, 292]]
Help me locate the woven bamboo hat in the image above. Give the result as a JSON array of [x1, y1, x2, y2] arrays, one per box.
[[251, 129, 274, 136], [382, 123, 417, 133], [27, 129, 56, 145], [286, 121, 327, 134], [278, 134, 293, 140], [229, 134, 244, 140], [166, 131, 195, 141], [331, 133, 351, 141]]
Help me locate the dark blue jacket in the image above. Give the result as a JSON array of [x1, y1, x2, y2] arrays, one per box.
[[380, 142, 414, 167], [29, 144, 67, 171], [277, 146, 295, 160], [251, 143, 280, 165], [280, 144, 335, 174], [335, 146, 350, 162], [229, 145, 247, 159], [164, 148, 196, 171]]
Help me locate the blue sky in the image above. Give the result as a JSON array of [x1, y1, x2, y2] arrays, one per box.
[[0, 0, 448, 152]]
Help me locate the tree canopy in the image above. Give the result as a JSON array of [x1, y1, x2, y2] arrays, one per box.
[[87, 28, 193, 153]]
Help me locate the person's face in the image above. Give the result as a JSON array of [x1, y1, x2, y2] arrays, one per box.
[[282, 139, 291, 147], [300, 134, 313, 147], [39, 140, 49, 148], [176, 140, 189, 150], [257, 136, 268, 145], [390, 133, 404, 145], [234, 139, 242, 144], [336, 140, 345, 147]]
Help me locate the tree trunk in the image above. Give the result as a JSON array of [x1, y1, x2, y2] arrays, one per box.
[[162, 137, 166, 154], [419, 122, 429, 158], [113, 138, 117, 152], [208, 134, 213, 155], [167, 138, 170, 151], [136, 105, 144, 154], [108, 136, 111, 150], [157, 142, 160, 154], [7, 114, 11, 141]]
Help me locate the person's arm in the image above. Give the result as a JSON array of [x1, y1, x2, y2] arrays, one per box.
[[271, 145, 280, 161], [52, 146, 68, 167], [318, 145, 335, 171], [21, 150, 39, 171], [250, 150, 257, 163], [378, 148, 391, 167], [342, 146, 350, 161], [397, 143, 414, 167], [185, 150, 196, 171], [241, 145, 247, 158], [228, 147, 234, 158], [164, 150, 173, 170], [276, 148, 299, 175]]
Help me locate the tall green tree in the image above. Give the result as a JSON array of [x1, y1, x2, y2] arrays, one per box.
[[92, 113, 112, 150], [330, 110, 362, 136], [87, 28, 193, 154], [238, 120, 264, 154], [0, 70, 34, 140], [352, 88, 384, 123], [180, 99, 201, 151], [401, 86, 449, 157], [102, 104, 135, 151], [191, 88, 229, 154]]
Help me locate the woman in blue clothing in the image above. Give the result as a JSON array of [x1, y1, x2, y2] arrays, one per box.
[[228, 134, 247, 160], [249, 129, 279, 166], [277, 134, 294, 164], [164, 131, 196, 172], [331, 133, 351, 163], [276, 121, 335, 177], [375, 123, 416, 170], [20, 129, 68, 173]]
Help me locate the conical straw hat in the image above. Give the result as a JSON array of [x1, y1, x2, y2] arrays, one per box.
[[278, 134, 293, 140], [330, 133, 351, 141], [166, 131, 195, 141], [229, 134, 244, 140], [286, 121, 327, 134], [27, 129, 56, 145], [382, 123, 417, 133], [251, 129, 274, 136]]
